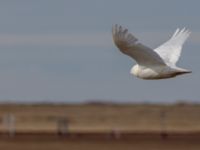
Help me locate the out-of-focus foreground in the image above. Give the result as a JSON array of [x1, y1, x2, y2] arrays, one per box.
[[0, 103, 200, 150]]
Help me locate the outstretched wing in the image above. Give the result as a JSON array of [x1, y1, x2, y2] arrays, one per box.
[[154, 28, 191, 66], [112, 25, 166, 66]]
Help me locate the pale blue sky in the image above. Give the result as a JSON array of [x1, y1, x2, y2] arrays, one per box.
[[0, 0, 199, 103]]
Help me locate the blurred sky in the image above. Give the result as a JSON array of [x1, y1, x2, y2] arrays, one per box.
[[0, 0, 199, 103]]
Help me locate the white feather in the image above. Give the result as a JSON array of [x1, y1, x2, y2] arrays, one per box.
[[154, 28, 191, 66], [112, 24, 166, 66]]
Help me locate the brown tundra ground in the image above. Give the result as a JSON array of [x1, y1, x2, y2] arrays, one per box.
[[0, 103, 200, 150]]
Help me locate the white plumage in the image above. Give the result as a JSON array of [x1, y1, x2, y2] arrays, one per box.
[[112, 25, 191, 80]]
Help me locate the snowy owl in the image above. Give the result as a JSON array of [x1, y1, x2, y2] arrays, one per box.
[[112, 25, 191, 80]]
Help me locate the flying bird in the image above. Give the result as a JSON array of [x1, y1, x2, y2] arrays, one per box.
[[112, 25, 191, 80]]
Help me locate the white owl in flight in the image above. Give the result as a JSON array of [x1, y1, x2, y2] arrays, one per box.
[[112, 25, 191, 80]]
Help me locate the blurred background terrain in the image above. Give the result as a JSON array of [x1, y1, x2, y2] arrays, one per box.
[[0, 103, 200, 150], [1, 102, 200, 132]]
